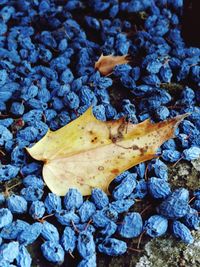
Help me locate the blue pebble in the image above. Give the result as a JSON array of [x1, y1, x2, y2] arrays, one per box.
[[182, 147, 200, 161], [162, 139, 176, 150], [0, 118, 13, 128], [146, 59, 162, 74], [148, 177, 171, 199], [157, 189, 190, 219], [41, 241, 65, 264], [192, 200, 200, 212], [75, 223, 95, 234], [0, 69, 7, 86], [118, 212, 143, 238], [55, 210, 80, 226], [155, 106, 170, 120], [159, 65, 172, 83], [16, 245, 32, 267], [63, 91, 79, 109], [61, 68, 74, 83], [41, 221, 59, 242], [0, 193, 5, 205], [17, 126, 39, 142], [113, 64, 132, 77], [77, 231, 95, 259], [29, 201, 45, 219], [0, 164, 20, 182], [92, 207, 118, 228], [171, 188, 189, 201], [100, 221, 117, 237], [18, 222, 43, 245], [64, 189, 83, 210], [85, 16, 100, 30], [182, 208, 199, 230], [193, 189, 200, 200], [78, 254, 97, 267], [61, 226, 77, 253], [78, 201, 96, 223], [133, 163, 146, 179], [0, 208, 13, 228], [23, 175, 44, 189], [98, 238, 127, 256], [92, 105, 106, 121], [172, 221, 194, 244], [0, 219, 29, 239], [92, 210, 111, 228], [44, 193, 62, 214], [20, 186, 44, 202], [112, 173, 137, 200], [10, 102, 25, 116], [131, 179, 148, 199], [144, 215, 168, 237], [110, 199, 135, 213], [21, 162, 41, 176], [7, 194, 28, 214], [113, 171, 131, 183], [104, 104, 117, 119], [0, 125, 13, 146], [162, 149, 181, 162], [0, 241, 19, 263], [91, 188, 109, 210]]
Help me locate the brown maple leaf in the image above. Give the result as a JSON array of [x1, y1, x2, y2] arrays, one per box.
[[27, 108, 187, 196], [95, 54, 130, 76]]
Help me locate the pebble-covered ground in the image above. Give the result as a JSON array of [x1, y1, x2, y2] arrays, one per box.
[[0, 0, 200, 266]]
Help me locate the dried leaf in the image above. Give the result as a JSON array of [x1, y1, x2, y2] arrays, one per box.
[[95, 54, 130, 76], [27, 108, 187, 196]]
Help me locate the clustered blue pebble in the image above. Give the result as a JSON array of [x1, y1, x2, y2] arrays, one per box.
[[0, 0, 200, 266]]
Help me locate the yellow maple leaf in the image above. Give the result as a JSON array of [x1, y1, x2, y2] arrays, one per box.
[[27, 108, 187, 196], [95, 54, 130, 76]]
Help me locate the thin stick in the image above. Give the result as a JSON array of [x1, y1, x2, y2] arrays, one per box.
[[140, 204, 152, 216], [85, 219, 93, 230], [5, 181, 22, 196], [69, 251, 75, 259], [137, 230, 146, 249], [37, 213, 54, 223], [189, 196, 195, 204], [0, 150, 5, 156], [172, 156, 183, 168], [0, 114, 9, 118], [71, 220, 79, 233], [145, 164, 149, 180], [42, 213, 54, 220], [128, 247, 143, 253], [135, 198, 142, 202]]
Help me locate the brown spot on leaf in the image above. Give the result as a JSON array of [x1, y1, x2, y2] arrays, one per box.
[[111, 169, 119, 174], [98, 166, 104, 171]]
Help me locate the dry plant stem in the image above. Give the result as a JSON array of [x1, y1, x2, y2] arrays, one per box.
[[137, 230, 146, 249], [145, 164, 149, 180], [71, 220, 79, 233], [85, 219, 93, 230], [172, 156, 183, 167], [69, 251, 75, 259], [0, 149, 5, 156], [189, 196, 196, 204], [128, 247, 144, 253], [38, 213, 55, 223], [4, 181, 22, 196], [140, 204, 152, 216]]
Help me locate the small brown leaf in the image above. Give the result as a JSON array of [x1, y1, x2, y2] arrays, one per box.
[[27, 108, 188, 196], [95, 54, 130, 76]]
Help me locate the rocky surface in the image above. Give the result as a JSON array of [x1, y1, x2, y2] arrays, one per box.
[[29, 159, 200, 267], [97, 160, 200, 267]]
